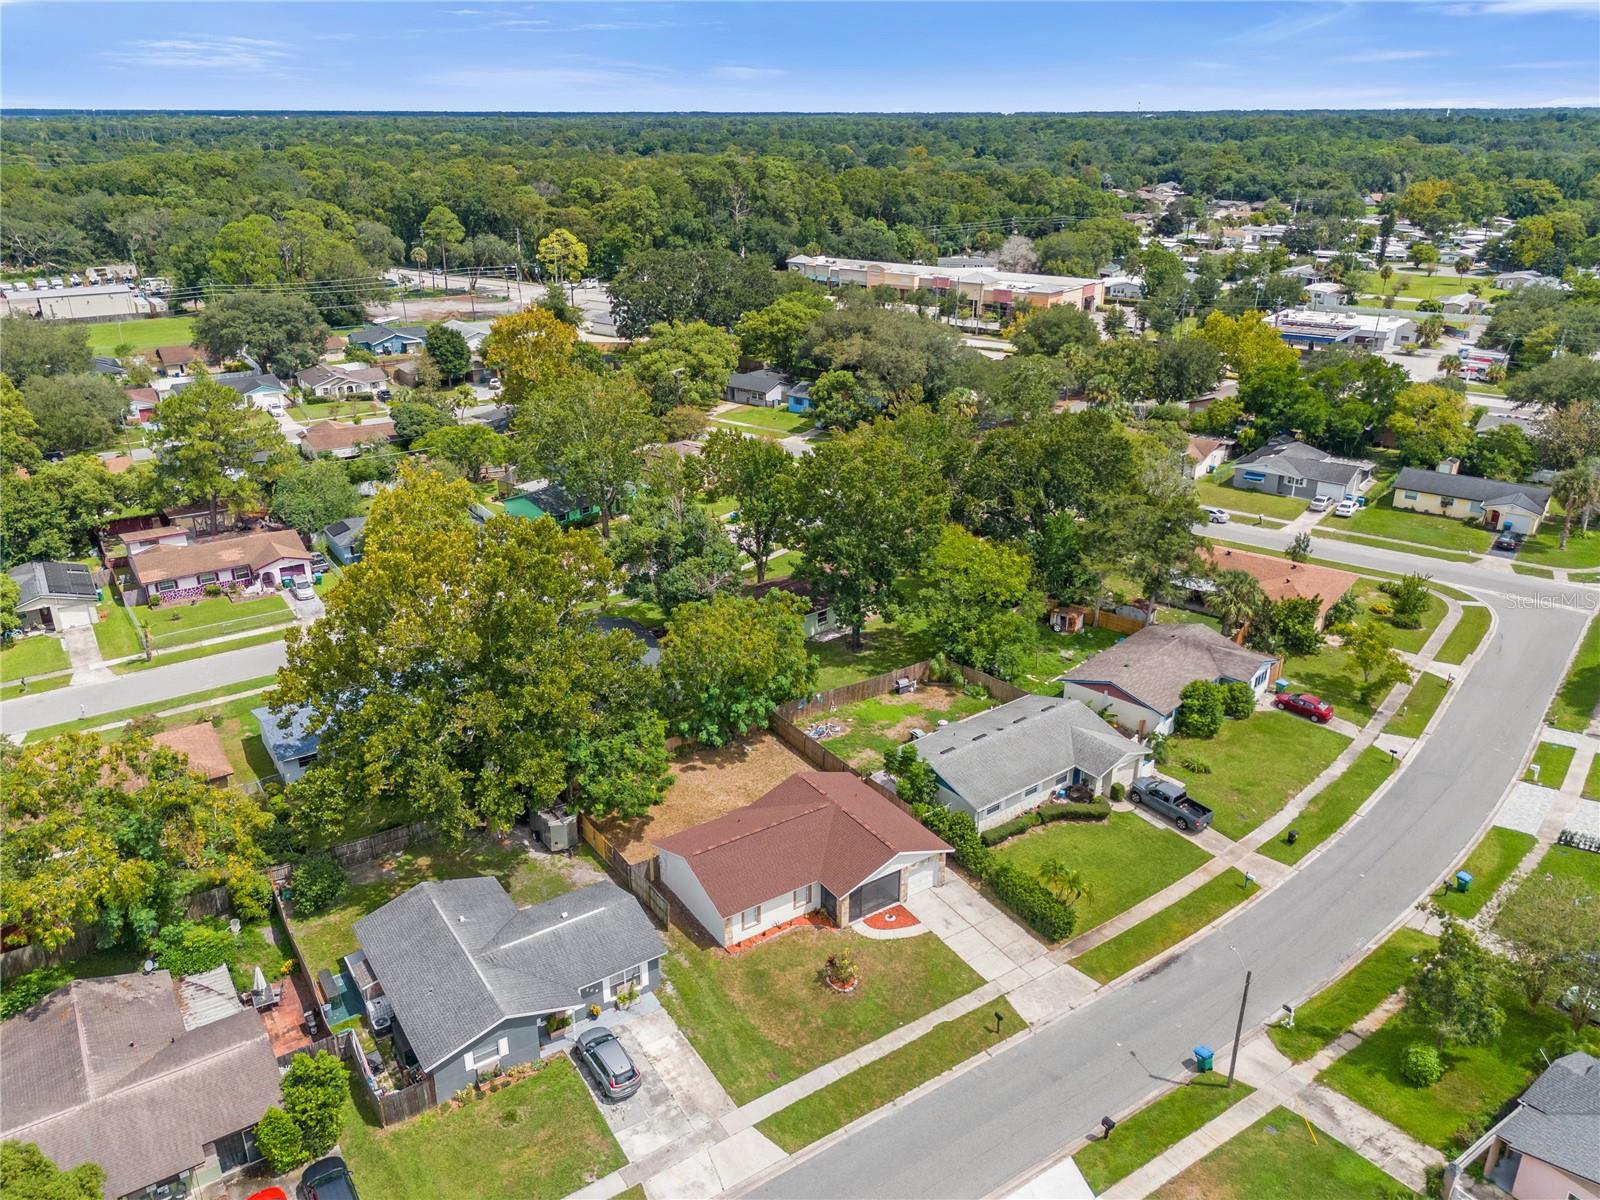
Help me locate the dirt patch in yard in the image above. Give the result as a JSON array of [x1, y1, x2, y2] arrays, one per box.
[[598, 730, 811, 864], [816, 685, 995, 769]]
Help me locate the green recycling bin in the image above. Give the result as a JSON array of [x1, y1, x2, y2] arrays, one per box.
[[1194, 1045, 1215, 1073], [1274, 680, 1290, 695], [1455, 870, 1473, 894]]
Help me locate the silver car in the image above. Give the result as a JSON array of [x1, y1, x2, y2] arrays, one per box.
[[576, 1027, 642, 1100]]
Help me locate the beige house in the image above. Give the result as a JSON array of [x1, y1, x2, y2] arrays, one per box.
[[1391, 463, 1551, 535]]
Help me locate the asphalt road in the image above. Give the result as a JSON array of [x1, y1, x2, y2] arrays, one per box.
[[751, 529, 1595, 1200], [0, 640, 288, 736]]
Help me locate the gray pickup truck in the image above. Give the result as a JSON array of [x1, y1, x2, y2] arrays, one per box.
[[1129, 778, 1214, 832]]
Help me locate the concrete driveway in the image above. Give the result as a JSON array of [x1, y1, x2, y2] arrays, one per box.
[[574, 1002, 735, 1165], [903, 874, 1049, 983]]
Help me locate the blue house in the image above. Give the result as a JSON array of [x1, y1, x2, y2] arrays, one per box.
[[252, 704, 321, 784], [787, 380, 814, 413], [347, 324, 428, 356], [321, 516, 367, 565]]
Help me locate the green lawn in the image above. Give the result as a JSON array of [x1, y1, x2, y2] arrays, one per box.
[[756, 999, 1023, 1153], [1504, 526, 1600, 571], [1164, 713, 1350, 840], [84, 315, 195, 355], [1376, 591, 1447, 656], [1531, 842, 1600, 891], [22, 676, 280, 742], [113, 628, 288, 673], [660, 926, 983, 1105], [1315, 530, 1477, 563], [1434, 827, 1537, 919], [996, 812, 1212, 936], [1194, 466, 1307, 521], [339, 1056, 625, 1199], [811, 620, 937, 690], [598, 595, 668, 631], [1072, 869, 1257, 984], [1524, 740, 1576, 786], [1279, 640, 1387, 725], [818, 686, 996, 769], [713, 406, 816, 436], [0, 634, 69, 681], [137, 593, 294, 649], [1318, 982, 1570, 1152], [1073, 1076, 1255, 1194], [1585, 755, 1600, 801], [1259, 746, 1397, 867], [1434, 606, 1490, 666], [0, 674, 70, 701], [1268, 929, 1437, 1063], [1152, 1106, 1415, 1200], [1341, 488, 1495, 554], [1155, 606, 1223, 632], [1548, 612, 1600, 731], [92, 601, 144, 660], [1009, 622, 1124, 697], [1383, 673, 1449, 739], [285, 835, 584, 979], [286, 398, 386, 423], [1513, 563, 1555, 579]]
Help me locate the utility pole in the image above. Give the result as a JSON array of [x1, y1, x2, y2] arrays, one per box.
[[1227, 968, 1252, 1088]]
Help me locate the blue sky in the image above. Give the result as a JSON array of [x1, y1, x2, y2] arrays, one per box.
[[2, 1, 1596, 112]]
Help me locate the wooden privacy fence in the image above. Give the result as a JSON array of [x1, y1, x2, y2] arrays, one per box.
[[780, 660, 1027, 723], [327, 820, 436, 868], [578, 815, 671, 925], [294, 1029, 438, 1125], [0, 884, 238, 982]]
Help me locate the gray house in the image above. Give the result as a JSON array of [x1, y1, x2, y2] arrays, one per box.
[[252, 704, 321, 783], [8, 560, 98, 631], [1231, 439, 1374, 503], [908, 694, 1148, 831], [725, 368, 790, 407], [321, 516, 367, 565], [354, 878, 665, 1097]]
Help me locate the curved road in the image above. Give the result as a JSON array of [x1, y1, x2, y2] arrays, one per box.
[[751, 529, 1596, 1200]]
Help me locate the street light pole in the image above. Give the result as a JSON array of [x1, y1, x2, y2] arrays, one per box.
[[1227, 968, 1252, 1088]]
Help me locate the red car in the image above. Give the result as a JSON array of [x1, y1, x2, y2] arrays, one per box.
[[1275, 692, 1334, 723]]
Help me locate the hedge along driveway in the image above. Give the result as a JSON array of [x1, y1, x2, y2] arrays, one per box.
[[993, 812, 1211, 936], [1163, 712, 1351, 841]]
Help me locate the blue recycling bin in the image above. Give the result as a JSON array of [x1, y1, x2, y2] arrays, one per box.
[[1194, 1045, 1215, 1073], [1455, 870, 1473, 894]]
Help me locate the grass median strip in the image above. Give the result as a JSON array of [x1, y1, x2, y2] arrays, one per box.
[[1267, 929, 1436, 1063], [22, 675, 280, 742], [1548, 610, 1600, 731], [1073, 1075, 1254, 1194], [1314, 530, 1477, 562], [112, 628, 287, 674], [1433, 826, 1537, 919], [1524, 739, 1575, 786], [0, 674, 72, 701], [756, 999, 1023, 1153], [1072, 869, 1257, 984], [1383, 672, 1449, 739], [1258, 746, 1396, 867], [1433, 606, 1489, 666]]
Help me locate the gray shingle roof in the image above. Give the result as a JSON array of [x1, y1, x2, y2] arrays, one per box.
[[727, 368, 789, 392], [323, 515, 367, 548], [0, 974, 281, 1200], [252, 703, 321, 763], [1496, 1051, 1600, 1185], [8, 560, 96, 609], [909, 694, 1144, 805], [1236, 440, 1374, 488], [1061, 622, 1278, 716], [348, 324, 427, 347], [168, 370, 284, 396], [1393, 466, 1551, 511], [354, 878, 664, 1073]]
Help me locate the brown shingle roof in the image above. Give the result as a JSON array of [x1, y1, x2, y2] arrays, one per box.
[[128, 529, 308, 586], [151, 723, 233, 783], [154, 345, 199, 366], [302, 419, 395, 453], [1199, 546, 1359, 623], [653, 772, 949, 917], [1061, 621, 1278, 716]]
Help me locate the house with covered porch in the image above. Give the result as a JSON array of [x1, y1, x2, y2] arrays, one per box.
[[125, 528, 311, 603]]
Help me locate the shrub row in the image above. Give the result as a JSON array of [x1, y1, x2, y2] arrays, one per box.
[[916, 804, 1078, 942], [980, 799, 1113, 847]]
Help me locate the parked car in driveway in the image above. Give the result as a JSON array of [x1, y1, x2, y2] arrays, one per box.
[[1275, 691, 1334, 723], [1333, 498, 1358, 517], [576, 1027, 642, 1100], [291, 579, 316, 601], [1308, 495, 1333, 513], [1129, 778, 1214, 832], [299, 1157, 358, 1200], [1493, 532, 1521, 552], [1203, 507, 1230, 524]]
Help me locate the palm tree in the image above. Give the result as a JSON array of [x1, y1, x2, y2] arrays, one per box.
[[1038, 859, 1090, 904], [409, 245, 428, 288], [1210, 569, 1268, 639], [1438, 353, 1461, 377], [1551, 466, 1589, 550]]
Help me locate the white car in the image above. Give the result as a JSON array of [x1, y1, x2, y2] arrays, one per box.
[[1308, 495, 1333, 513], [290, 579, 316, 601], [1203, 507, 1230, 525], [1333, 498, 1359, 517]]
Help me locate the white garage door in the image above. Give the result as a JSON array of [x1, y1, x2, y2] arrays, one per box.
[[57, 605, 93, 629], [907, 855, 940, 894]]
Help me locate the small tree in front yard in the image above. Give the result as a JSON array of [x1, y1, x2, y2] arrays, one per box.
[[1494, 871, 1600, 1011], [1220, 680, 1256, 721], [1253, 596, 1324, 657], [1175, 679, 1225, 738], [1336, 620, 1412, 705], [1287, 531, 1312, 563], [1039, 859, 1090, 904], [1379, 572, 1433, 630], [1404, 913, 1505, 1051]]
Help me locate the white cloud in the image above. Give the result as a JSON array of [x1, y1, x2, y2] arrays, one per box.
[[1229, 4, 1350, 45], [1338, 48, 1446, 62], [712, 65, 784, 81], [100, 36, 292, 73], [1434, 0, 1598, 14]]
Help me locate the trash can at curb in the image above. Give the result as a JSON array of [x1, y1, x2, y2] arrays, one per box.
[[1455, 870, 1473, 894], [1194, 1045, 1215, 1073], [1274, 680, 1290, 695]]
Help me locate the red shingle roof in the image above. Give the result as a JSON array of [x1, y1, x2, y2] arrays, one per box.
[[301, 420, 395, 453], [653, 772, 949, 917]]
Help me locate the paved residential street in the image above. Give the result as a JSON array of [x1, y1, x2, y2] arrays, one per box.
[[750, 532, 1594, 1200], [0, 640, 288, 736]]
